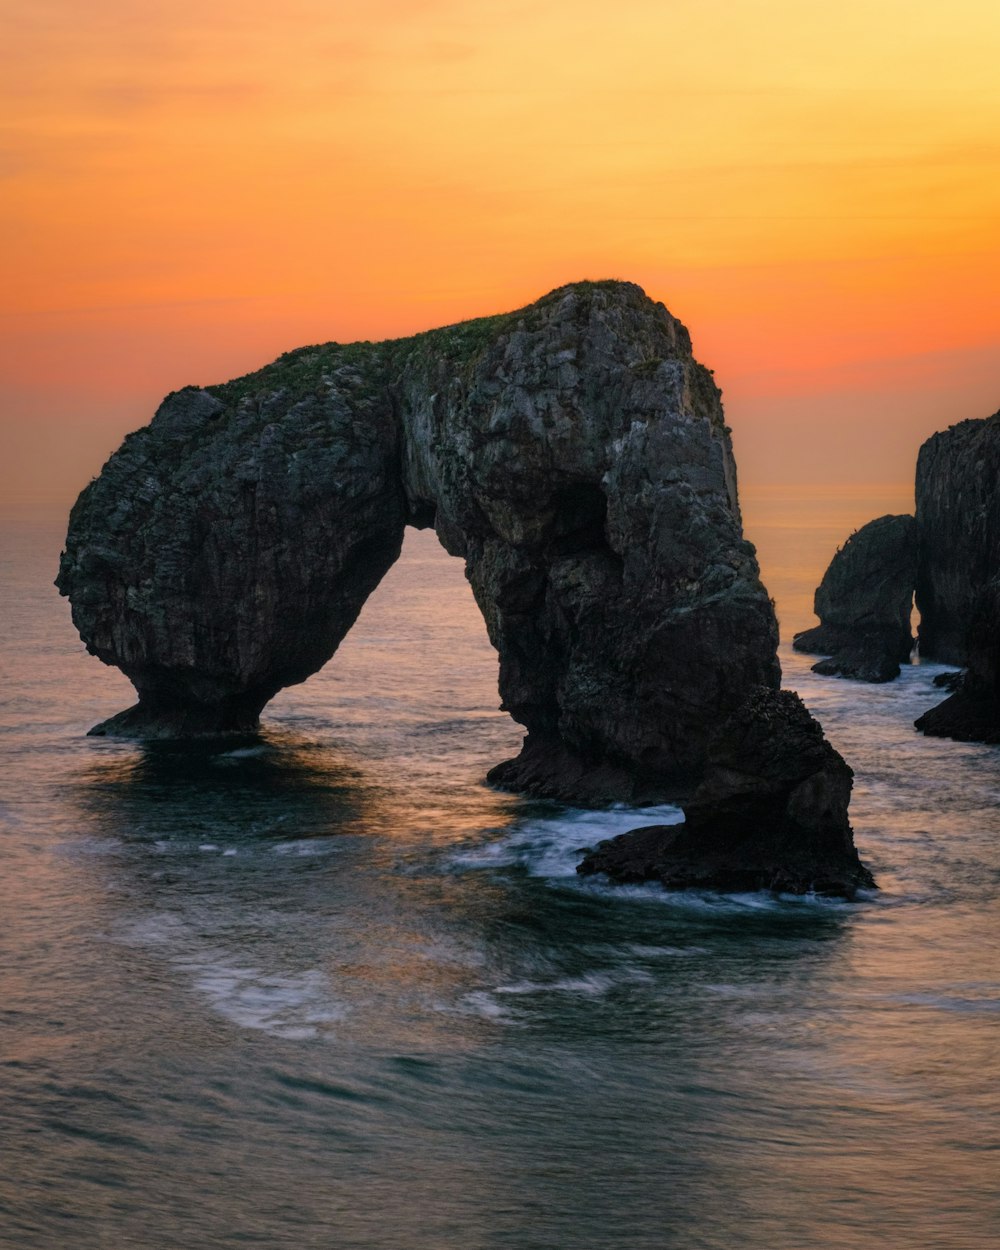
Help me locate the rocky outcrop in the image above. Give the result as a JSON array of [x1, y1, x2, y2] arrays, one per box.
[[915, 411, 1000, 664], [911, 411, 1000, 740], [792, 514, 917, 682], [577, 688, 873, 897], [794, 407, 1000, 740], [57, 383, 406, 737], [58, 280, 783, 802]]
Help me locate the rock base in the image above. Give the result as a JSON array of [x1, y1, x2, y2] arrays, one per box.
[[793, 623, 911, 683], [914, 689, 1000, 744], [791, 514, 917, 684], [577, 688, 875, 898], [88, 697, 265, 739], [487, 736, 670, 806], [576, 822, 874, 896]]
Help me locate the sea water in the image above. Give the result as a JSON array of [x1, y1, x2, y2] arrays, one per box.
[[1, 486, 997, 1249]]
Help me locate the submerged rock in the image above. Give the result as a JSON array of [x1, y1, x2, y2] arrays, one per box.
[[58, 280, 781, 801], [792, 514, 917, 682], [577, 688, 874, 897]]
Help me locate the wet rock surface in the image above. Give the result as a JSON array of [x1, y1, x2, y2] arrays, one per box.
[[792, 514, 917, 683], [577, 688, 874, 897], [58, 281, 781, 801]]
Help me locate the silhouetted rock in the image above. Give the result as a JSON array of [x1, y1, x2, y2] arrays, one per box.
[[916, 411, 1000, 664], [913, 410, 1000, 740], [577, 688, 874, 897], [58, 281, 782, 802], [792, 514, 917, 682], [916, 575, 1000, 742]]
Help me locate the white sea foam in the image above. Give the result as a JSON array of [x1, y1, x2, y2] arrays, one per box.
[[457, 990, 516, 1022], [272, 839, 335, 857], [119, 913, 344, 1039], [184, 961, 345, 1038], [495, 968, 654, 997], [453, 802, 683, 879], [212, 745, 271, 762]]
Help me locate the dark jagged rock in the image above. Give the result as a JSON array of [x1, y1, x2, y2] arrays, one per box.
[[792, 514, 917, 682], [912, 410, 1000, 740], [59, 382, 406, 737], [916, 410, 1000, 664], [916, 575, 1000, 742], [58, 280, 781, 802], [577, 688, 874, 897]]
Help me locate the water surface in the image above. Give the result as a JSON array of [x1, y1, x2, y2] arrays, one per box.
[[1, 487, 997, 1249]]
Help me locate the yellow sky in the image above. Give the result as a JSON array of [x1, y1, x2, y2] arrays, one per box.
[[2, 0, 998, 502]]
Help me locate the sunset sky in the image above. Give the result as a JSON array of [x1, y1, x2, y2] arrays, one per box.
[[3, 0, 998, 504]]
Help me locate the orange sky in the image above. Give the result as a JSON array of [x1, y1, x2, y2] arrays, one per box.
[[3, 0, 999, 504]]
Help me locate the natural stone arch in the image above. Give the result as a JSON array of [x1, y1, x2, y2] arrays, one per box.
[[58, 281, 781, 803]]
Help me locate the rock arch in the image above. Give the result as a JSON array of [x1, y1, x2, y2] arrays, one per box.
[[58, 281, 781, 802]]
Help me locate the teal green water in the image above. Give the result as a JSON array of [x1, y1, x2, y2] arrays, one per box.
[[1, 491, 998, 1249]]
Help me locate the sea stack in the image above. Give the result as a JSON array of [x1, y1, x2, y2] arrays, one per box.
[[794, 406, 1000, 744], [58, 280, 870, 891], [792, 514, 917, 682], [914, 410, 1000, 740], [577, 688, 874, 897]]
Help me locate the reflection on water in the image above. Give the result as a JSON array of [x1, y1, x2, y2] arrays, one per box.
[[72, 732, 374, 843], [1, 496, 999, 1249]]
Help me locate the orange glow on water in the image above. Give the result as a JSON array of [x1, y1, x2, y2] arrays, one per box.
[[2, 0, 999, 500]]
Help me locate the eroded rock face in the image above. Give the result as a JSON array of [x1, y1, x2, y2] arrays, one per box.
[[57, 383, 405, 736], [910, 411, 1000, 740], [792, 514, 917, 682], [577, 688, 873, 897], [914, 589, 1000, 742], [915, 411, 1000, 662], [58, 280, 781, 801], [395, 284, 781, 797]]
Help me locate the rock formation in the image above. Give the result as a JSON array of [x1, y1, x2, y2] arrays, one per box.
[[795, 407, 1000, 743], [915, 411, 1000, 663], [58, 280, 784, 802], [792, 514, 917, 682], [577, 688, 873, 897], [913, 410, 1000, 739]]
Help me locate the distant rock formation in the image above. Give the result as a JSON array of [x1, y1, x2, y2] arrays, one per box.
[[58, 280, 785, 803], [797, 407, 1000, 744], [792, 514, 917, 682], [577, 688, 873, 898]]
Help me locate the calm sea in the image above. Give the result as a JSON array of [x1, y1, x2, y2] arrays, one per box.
[[1, 483, 998, 1250]]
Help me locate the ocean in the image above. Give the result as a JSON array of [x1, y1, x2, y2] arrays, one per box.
[[1, 483, 997, 1249]]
